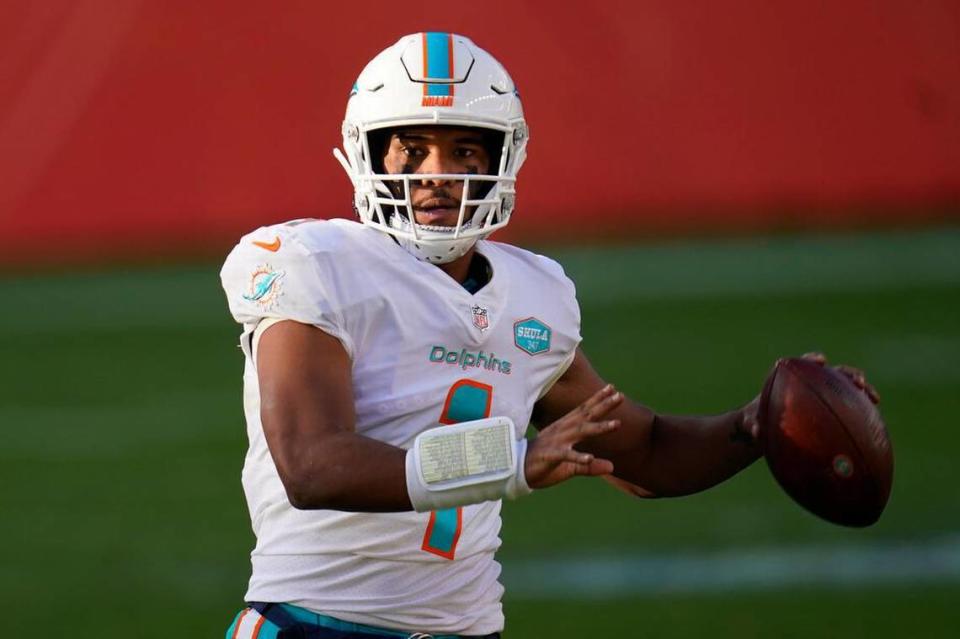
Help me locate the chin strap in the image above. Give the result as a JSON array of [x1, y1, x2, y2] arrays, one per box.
[[389, 214, 480, 264]]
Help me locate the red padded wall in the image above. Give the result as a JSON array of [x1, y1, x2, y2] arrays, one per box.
[[1, 1, 958, 264]]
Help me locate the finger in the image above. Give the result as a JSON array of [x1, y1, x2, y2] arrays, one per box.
[[585, 391, 624, 421], [574, 419, 620, 441], [741, 414, 761, 442], [537, 448, 596, 466], [576, 384, 617, 416], [843, 373, 866, 390], [835, 364, 865, 377], [861, 381, 880, 404], [835, 366, 868, 396], [566, 455, 614, 477], [835, 365, 880, 404], [802, 352, 828, 366], [583, 457, 614, 476]]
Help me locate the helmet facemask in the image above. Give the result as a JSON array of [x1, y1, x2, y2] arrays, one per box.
[[337, 125, 523, 263]]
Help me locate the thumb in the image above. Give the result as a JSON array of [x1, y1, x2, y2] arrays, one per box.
[[736, 397, 761, 444]]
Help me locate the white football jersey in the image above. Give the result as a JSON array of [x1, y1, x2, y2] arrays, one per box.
[[220, 218, 581, 635]]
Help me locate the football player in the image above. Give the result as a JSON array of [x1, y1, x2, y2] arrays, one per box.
[[221, 33, 875, 639]]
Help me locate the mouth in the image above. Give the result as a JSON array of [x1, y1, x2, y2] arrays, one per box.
[[413, 199, 461, 226]]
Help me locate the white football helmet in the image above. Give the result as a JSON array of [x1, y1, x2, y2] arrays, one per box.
[[334, 33, 528, 264]]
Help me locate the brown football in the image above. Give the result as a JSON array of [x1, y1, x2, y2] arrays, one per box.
[[758, 357, 894, 527]]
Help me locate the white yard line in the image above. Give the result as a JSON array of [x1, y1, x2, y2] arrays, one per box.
[[502, 535, 960, 597]]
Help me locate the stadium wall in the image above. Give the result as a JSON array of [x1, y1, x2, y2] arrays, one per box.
[[1, 1, 958, 264]]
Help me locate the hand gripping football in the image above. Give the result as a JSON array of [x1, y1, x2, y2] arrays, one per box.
[[758, 358, 894, 527]]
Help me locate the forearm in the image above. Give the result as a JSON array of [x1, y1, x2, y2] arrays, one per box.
[[610, 408, 761, 497], [534, 349, 763, 498], [272, 429, 412, 512]]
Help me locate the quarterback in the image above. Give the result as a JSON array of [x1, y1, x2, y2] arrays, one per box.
[[221, 33, 874, 639]]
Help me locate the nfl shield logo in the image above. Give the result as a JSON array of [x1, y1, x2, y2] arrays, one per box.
[[472, 305, 490, 331]]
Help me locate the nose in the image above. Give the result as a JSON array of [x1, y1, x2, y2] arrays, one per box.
[[416, 149, 456, 186]]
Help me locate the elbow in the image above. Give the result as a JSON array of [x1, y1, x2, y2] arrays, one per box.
[[278, 466, 340, 510], [284, 482, 321, 510], [284, 479, 347, 510], [272, 440, 374, 510]]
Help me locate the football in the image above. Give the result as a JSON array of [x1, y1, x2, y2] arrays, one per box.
[[758, 357, 894, 527]]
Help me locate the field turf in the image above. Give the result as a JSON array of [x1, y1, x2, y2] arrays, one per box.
[[1, 228, 958, 637]]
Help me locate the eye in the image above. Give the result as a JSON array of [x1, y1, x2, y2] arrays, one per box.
[[401, 146, 425, 158], [455, 147, 479, 158]]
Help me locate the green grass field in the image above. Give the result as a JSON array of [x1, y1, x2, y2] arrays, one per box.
[[2, 228, 958, 637]]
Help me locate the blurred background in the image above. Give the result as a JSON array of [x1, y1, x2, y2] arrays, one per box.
[[1, 1, 958, 637]]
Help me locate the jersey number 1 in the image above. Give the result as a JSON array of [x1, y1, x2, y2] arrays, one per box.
[[420, 379, 493, 560]]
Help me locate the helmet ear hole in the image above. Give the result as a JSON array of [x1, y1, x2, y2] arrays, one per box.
[[367, 130, 389, 174], [480, 130, 504, 175]]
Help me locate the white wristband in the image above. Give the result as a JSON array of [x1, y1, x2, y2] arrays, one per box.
[[405, 416, 532, 513]]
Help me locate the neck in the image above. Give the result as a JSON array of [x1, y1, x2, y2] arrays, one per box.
[[435, 247, 476, 283]]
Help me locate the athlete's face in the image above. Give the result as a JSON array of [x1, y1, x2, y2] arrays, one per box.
[[382, 126, 493, 227]]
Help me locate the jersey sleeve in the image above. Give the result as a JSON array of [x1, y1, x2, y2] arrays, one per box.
[[532, 250, 582, 341], [537, 255, 582, 398], [219, 222, 355, 358]]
